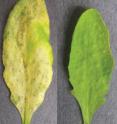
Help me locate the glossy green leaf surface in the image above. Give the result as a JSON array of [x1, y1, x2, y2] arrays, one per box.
[[68, 9, 114, 124], [3, 0, 53, 124]]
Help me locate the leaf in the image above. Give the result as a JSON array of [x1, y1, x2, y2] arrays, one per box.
[[68, 9, 114, 124], [3, 0, 53, 124]]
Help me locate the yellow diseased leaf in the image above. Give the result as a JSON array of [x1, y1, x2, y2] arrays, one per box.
[[3, 0, 53, 124]]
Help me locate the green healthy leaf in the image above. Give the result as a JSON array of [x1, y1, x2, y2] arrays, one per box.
[[3, 0, 53, 124], [68, 9, 114, 124]]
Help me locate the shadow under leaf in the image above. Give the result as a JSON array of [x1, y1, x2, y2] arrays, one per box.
[[64, 6, 86, 90]]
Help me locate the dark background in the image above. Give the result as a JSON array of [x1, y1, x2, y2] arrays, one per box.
[[0, 0, 117, 124]]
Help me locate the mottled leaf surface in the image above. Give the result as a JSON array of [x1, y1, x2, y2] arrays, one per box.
[[68, 9, 114, 124], [3, 0, 53, 124]]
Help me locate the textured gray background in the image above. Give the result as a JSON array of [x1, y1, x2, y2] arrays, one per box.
[[0, 0, 117, 124], [57, 0, 117, 124]]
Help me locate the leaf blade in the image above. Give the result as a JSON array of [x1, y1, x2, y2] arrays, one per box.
[[68, 9, 114, 124], [3, 0, 53, 124]]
